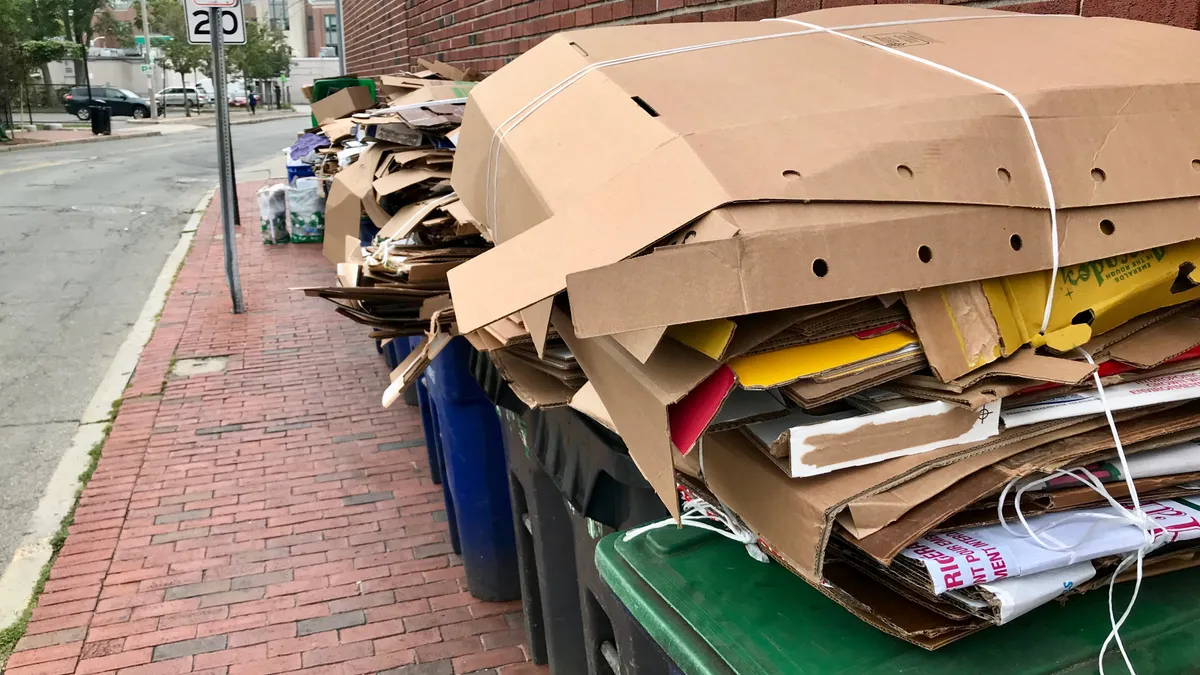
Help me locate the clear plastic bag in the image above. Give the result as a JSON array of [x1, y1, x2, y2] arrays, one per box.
[[257, 184, 289, 244], [287, 177, 325, 243]]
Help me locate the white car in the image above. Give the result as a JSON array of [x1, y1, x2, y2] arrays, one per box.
[[155, 87, 210, 107]]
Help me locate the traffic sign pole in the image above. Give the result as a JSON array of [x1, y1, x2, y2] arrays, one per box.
[[210, 6, 244, 314], [138, 0, 155, 118]]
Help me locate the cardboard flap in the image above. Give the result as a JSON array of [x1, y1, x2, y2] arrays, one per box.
[[569, 381, 616, 432], [374, 169, 452, 196], [322, 175, 363, 264], [666, 319, 736, 361], [614, 326, 670, 364], [952, 348, 1096, 389], [703, 429, 827, 582], [321, 118, 355, 142], [668, 365, 736, 455], [379, 195, 457, 240], [553, 307, 682, 520], [449, 137, 727, 333], [1107, 311, 1200, 369], [521, 297, 554, 359], [381, 332, 451, 407], [312, 85, 375, 125], [362, 188, 392, 229], [490, 349, 573, 408]]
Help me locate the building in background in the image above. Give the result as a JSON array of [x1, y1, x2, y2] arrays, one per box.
[[339, 0, 1200, 77], [249, 0, 339, 58]]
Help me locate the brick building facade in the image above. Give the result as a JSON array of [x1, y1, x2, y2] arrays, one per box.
[[341, 0, 1200, 76]]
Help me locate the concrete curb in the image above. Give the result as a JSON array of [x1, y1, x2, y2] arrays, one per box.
[[0, 186, 213, 633], [0, 130, 163, 153], [127, 111, 307, 128]]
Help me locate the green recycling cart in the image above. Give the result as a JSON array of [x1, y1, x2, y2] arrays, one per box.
[[597, 526, 1200, 674]]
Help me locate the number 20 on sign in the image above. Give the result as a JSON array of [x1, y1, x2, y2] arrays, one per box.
[[185, 0, 246, 44]]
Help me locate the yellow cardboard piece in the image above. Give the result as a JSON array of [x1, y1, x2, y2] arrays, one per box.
[[995, 242, 1200, 351], [910, 241, 1200, 380], [728, 330, 919, 390], [666, 319, 736, 361]]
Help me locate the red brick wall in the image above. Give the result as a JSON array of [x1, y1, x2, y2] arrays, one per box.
[[343, 0, 1200, 76]]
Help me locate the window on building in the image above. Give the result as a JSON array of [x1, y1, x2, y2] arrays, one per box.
[[306, 14, 313, 31], [323, 14, 338, 49], [268, 0, 288, 31]]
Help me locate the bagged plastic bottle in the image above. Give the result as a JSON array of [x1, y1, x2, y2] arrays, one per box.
[[288, 176, 325, 243], [257, 184, 289, 244]]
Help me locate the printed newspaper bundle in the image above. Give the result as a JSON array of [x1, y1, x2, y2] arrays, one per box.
[[438, 2, 1200, 652]]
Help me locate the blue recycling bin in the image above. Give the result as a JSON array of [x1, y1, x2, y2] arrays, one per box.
[[413, 362, 459, 552], [406, 337, 441, 485], [422, 336, 521, 602]]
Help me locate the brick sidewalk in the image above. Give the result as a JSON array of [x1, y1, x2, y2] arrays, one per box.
[[5, 183, 544, 675]]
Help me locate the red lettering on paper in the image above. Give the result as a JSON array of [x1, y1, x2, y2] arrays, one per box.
[[942, 565, 964, 590]]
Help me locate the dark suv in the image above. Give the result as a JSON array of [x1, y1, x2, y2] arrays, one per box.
[[64, 86, 160, 120]]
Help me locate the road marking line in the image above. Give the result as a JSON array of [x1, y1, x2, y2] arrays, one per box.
[[0, 159, 82, 175], [0, 185, 216, 632]]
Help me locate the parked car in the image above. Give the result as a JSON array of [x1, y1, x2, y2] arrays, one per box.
[[156, 87, 210, 107], [194, 84, 214, 105], [229, 95, 247, 107], [64, 86, 159, 120]]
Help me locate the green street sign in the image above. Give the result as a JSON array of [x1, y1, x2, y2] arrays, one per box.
[[135, 35, 173, 44]]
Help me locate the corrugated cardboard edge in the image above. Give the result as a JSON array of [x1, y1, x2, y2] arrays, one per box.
[[521, 297, 554, 359], [569, 381, 616, 432]]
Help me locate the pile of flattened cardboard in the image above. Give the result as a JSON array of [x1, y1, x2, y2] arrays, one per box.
[[301, 62, 495, 393], [441, 3, 1200, 649]]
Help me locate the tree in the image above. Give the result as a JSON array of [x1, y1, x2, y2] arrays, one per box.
[[0, 0, 82, 129], [143, 0, 208, 115], [93, 7, 133, 48], [227, 21, 291, 107], [60, 0, 110, 83]]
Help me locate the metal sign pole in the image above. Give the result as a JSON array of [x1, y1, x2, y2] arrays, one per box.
[[138, 0, 156, 118], [210, 6, 244, 313]]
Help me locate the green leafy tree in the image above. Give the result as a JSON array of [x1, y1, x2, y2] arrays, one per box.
[[0, 0, 82, 127], [93, 7, 133, 48], [60, 0, 110, 83], [143, 0, 208, 115], [228, 21, 291, 106]]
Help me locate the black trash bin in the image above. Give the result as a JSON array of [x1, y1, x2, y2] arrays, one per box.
[[89, 102, 112, 136], [471, 350, 670, 675]]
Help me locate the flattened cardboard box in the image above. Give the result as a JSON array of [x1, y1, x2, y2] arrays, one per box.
[[312, 86, 376, 125], [447, 5, 1200, 335]]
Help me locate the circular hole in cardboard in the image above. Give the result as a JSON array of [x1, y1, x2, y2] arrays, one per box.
[[812, 258, 829, 277], [1010, 234, 1023, 251], [1100, 219, 1116, 235], [782, 169, 802, 181], [1091, 167, 1106, 182], [897, 164, 914, 179], [1193, 159, 1200, 171], [918, 245, 933, 263], [997, 167, 1011, 183]]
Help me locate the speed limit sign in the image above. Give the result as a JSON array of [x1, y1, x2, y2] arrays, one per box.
[[185, 0, 246, 44]]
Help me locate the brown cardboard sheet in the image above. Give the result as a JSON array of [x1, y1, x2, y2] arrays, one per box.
[[1105, 308, 1200, 369], [312, 86, 375, 125], [700, 418, 1086, 580], [784, 356, 926, 408], [447, 4, 1200, 335], [569, 381, 616, 431], [554, 308, 720, 519], [850, 403, 1200, 564], [490, 349, 574, 408]]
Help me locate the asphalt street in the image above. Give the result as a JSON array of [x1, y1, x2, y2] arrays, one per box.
[[0, 118, 301, 571]]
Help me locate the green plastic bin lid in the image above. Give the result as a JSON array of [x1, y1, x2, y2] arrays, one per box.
[[597, 526, 1200, 675]]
